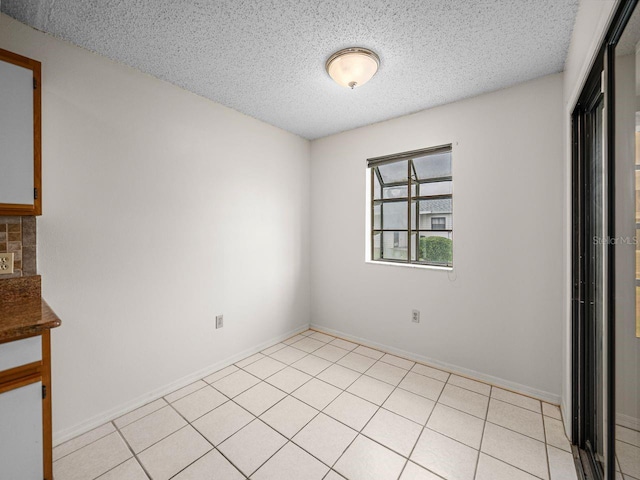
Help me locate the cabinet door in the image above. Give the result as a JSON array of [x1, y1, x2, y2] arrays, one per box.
[[0, 48, 42, 216], [0, 381, 43, 479]]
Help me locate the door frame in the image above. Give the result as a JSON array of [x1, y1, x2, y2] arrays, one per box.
[[571, 61, 605, 478]]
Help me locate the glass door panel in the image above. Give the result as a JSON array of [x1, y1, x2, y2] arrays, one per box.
[[614, 6, 640, 480]]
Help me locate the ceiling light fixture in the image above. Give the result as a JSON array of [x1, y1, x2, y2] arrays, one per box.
[[326, 47, 380, 89]]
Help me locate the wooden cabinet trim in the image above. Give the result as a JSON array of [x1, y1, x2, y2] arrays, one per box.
[[42, 329, 52, 479], [0, 360, 42, 385], [0, 372, 41, 395]]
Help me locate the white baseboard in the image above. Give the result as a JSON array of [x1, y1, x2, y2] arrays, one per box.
[[53, 323, 309, 445], [310, 323, 562, 405], [617, 412, 640, 431]]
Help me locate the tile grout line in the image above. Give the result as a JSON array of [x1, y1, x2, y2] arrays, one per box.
[[397, 364, 450, 480], [472, 385, 492, 480], [199, 368, 334, 478], [113, 398, 169, 430], [121, 401, 221, 474], [474, 396, 554, 480], [615, 436, 640, 448], [163, 380, 210, 404], [110, 421, 153, 480], [328, 354, 414, 479], [163, 399, 249, 479], [53, 398, 169, 464], [79, 428, 136, 480], [52, 425, 118, 464], [238, 334, 551, 478], [221, 395, 327, 477], [484, 398, 548, 443], [210, 370, 263, 400], [92, 457, 140, 479], [478, 452, 549, 480], [387, 361, 425, 480], [216, 332, 562, 479], [238, 336, 348, 478], [166, 448, 226, 479], [270, 341, 405, 476], [202, 364, 241, 384]]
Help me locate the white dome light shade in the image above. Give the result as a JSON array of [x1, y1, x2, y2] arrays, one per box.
[[326, 48, 380, 89]]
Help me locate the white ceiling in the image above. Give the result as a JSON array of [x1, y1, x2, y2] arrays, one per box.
[[2, 0, 579, 140]]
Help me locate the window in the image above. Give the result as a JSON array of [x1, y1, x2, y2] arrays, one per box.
[[369, 145, 453, 267], [431, 217, 446, 230]]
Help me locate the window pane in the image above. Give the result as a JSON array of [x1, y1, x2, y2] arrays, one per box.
[[382, 201, 408, 229], [373, 232, 381, 260], [373, 204, 381, 229], [411, 200, 417, 230], [382, 231, 408, 260], [373, 171, 381, 200], [383, 185, 408, 199], [416, 180, 452, 197], [411, 233, 417, 261], [413, 151, 451, 180], [431, 217, 446, 230], [377, 160, 408, 183], [419, 213, 452, 230], [418, 199, 452, 229], [418, 232, 453, 265]]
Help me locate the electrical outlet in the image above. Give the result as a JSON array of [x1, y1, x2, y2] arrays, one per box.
[[0, 252, 14, 274], [215, 315, 224, 329], [412, 309, 420, 323]]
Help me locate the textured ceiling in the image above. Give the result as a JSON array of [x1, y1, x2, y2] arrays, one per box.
[[2, 0, 579, 139]]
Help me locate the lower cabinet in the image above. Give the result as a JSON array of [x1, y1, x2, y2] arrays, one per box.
[[0, 381, 44, 479], [0, 330, 53, 479]]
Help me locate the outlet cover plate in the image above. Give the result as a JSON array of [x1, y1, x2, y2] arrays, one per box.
[[215, 315, 223, 329], [412, 309, 420, 323], [0, 252, 14, 274]]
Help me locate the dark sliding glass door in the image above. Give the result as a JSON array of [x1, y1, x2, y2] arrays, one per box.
[[573, 64, 608, 479], [572, 2, 640, 480]]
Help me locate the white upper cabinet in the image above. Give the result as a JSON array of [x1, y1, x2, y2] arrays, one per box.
[[0, 49, 41, 215]]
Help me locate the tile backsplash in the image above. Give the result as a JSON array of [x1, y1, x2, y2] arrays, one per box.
[[0, 216, 36, 277]]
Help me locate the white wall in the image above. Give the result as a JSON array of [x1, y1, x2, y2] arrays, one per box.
[[310, 73, 565, 401], [561, 0, 618, 434], [0, 14, 311, 443]]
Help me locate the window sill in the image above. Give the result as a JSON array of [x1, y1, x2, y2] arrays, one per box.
[[365, 260, 453, 271]]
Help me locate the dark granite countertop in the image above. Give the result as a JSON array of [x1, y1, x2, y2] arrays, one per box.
[[0, 298, 61, 341], [0, 275, 61, 342]]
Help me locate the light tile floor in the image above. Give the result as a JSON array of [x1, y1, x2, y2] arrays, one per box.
[[616, 424, 640, 480], [53, 329, 583, 480]]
